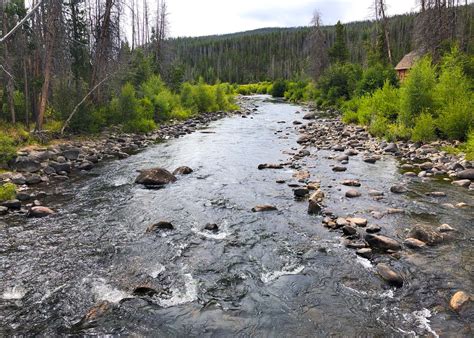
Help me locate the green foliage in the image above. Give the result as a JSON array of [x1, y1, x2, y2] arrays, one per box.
[[270, 79, 288, 98], [385, 123, 412, 141], [193, 79, 218, 112], [399, 57, 436, 127], [317, 63, 362, 107], [0, 183, 16, 202], [356, 64, 398, 95], [235, 82, 271, 95], [463, 131, 474, 160], [434, 48, 473, 140], [368, 115, 389, 138], [411, 112, 437, 142], [0, 134, 17, 164]]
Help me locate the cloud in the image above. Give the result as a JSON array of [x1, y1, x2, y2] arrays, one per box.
[[164, 0, 416, 37]]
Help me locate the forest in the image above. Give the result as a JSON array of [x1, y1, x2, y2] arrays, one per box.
[[0, 0, 473, 163]]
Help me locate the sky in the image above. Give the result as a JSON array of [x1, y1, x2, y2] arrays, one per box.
[[165, 0, 418, 37]]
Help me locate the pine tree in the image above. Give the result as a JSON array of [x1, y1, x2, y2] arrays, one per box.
[[328, 21, 349, 64]]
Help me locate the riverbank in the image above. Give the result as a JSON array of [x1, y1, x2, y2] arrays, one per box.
[[0, 97, 258, 216]]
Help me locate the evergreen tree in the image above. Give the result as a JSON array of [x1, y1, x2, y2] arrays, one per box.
[[328, 21, 349, 64]]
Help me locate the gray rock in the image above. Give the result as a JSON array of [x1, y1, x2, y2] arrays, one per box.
[[10, 156, 41, 173], [384, 143, 399, 153], [1, 199, 21, 210], [135, 168, 177, 187], [457, 169, 474, 180], [62, 148, 81, 160], [366, 225, 382, 233], [78, 161, 94, 171], [0, 206, 8, 215], [452, 179, 471, 187], [50, 161, 72, 173], [332, 166, 347, 172], [204, 223, 219, 232], [346, 189, 361, 198], [390, 185, 407, 194], [26, 174, 42, 185]]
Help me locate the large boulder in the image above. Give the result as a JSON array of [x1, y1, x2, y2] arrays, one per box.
[[10, 156, 41, 173], [135, 168, 177, 187], [457, 169, 474, 180]]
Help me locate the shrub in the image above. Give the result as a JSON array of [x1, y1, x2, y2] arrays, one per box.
[[464, 131, 474, 160], [317, 63, 362, 107], [270, 79, 288, 98], [412, 112, 437, 142], [357, 63, 398, 96], [385, 123, 412, 141], [399, 57, 436, 127], [193, 79, 218, 113], [368, 115, 389, 138], [434, 50, 473, 140], [342, 110, 359, 124], [0, 183, 16, 202], [0, 134, 17, 164]]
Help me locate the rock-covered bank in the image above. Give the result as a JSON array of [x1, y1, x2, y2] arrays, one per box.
[[0, 98, 258, 217]]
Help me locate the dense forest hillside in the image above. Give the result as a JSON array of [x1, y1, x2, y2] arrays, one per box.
[[170, 14, 416, 83]]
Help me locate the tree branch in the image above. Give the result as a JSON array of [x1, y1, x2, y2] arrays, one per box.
[[0, 0, 44, 44], [60, 75, 110, 135]]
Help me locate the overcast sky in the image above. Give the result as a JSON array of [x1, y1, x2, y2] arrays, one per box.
[[166, 0, 418, 37]]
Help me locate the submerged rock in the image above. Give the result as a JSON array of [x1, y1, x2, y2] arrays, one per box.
[[390, 185, 407, 194], [258, 163, 284, 170], [376, 263, 403, 287], [408, 225, 443, 246], [403, 237, 426, 249], [135, 168, 177, 187], [345, 189, 361, 198], [146, 221, 174, 232], [252, 205, 277, 212], [437, 223, 455, 233], [173, 166, 194, 175], [204, 223, 219, 232]]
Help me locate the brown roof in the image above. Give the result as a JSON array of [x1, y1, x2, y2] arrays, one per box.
[[395, 51, 419, 70]]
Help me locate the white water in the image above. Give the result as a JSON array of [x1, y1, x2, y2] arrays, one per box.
[[2, 285, 27, 300], [157, 273, 198, 308], [261, 265, 305, 283], [92, 279, 129, 304]]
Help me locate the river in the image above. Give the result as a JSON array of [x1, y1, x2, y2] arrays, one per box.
[[1, 95, 472, 336]]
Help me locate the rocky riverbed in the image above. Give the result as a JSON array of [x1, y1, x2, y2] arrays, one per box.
[[0, 95, 472, 336]]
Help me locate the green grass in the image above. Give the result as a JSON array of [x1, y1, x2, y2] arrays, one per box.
[[0, 183, 16, 202]]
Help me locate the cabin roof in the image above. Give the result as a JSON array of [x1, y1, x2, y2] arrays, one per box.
[[395, 51, 419, 71]]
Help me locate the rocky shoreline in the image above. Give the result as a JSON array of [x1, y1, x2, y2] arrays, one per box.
[[0, 97, 258, 218], [258, 108, 473, 313]]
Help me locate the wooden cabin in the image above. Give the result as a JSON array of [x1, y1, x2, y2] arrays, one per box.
[[395, 51, 419, 81]]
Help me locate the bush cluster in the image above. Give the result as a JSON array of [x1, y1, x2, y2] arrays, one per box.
[[0, 183, 16, 202], [342, 48, 473, 143]]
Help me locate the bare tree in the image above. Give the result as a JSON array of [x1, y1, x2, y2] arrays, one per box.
[[306, 10, 329, 80], [374, 0, 393, 64], [36, 0, 62, 131]]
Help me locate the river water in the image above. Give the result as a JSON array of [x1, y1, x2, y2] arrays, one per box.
[[1, 96, 473, 336]]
